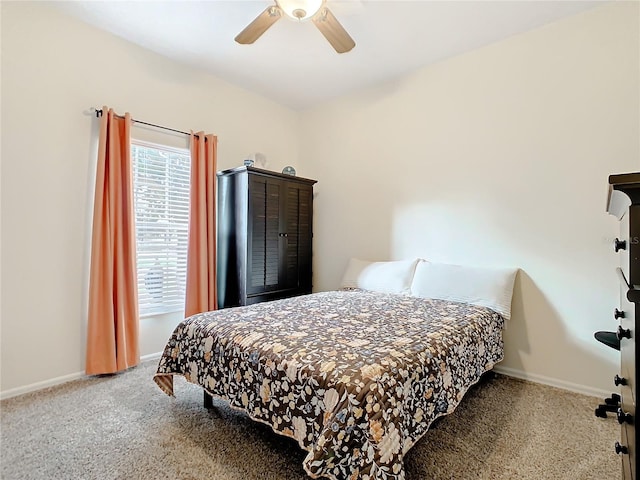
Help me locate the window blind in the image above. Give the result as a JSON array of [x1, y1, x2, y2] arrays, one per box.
[[131, 141, 191, 317]]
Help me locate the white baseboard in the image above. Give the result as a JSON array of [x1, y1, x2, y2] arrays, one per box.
[[141, 351, 162, 362], [494, 365, 611, 399], [0, 371, 85, 401], [1, 355, 610, 402], [0, 351, 164, 401]]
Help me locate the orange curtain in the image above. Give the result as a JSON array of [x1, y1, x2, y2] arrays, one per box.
[[86, 107, 140, 375], [185, 132, 218, 317]]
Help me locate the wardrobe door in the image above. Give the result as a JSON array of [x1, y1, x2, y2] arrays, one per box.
[[281, 181, 313, 293], [297, 182, 313, 294], [247, 175, 283, 295]]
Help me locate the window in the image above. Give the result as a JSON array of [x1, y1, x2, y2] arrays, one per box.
[[131, 141, 191, 317]]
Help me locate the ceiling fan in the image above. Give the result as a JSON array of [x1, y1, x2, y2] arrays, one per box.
[[235, 0, 356, 54]]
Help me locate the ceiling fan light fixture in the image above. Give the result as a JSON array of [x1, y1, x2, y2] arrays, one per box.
[[276, 0, 324, 21], [235, 0, 354, 54]]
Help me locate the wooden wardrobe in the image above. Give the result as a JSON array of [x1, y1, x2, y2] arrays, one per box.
[[217, 166, 317, 308]]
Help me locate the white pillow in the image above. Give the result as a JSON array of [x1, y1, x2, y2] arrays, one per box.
[[340, 258, 419, 295], [410, 261, 518, 319]]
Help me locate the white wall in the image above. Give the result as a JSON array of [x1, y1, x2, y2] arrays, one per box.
[[300, 2, 639, 395], [0, 2, 300, 395]]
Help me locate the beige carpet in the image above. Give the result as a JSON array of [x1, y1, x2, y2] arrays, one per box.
[[0, 360, 620, 479]]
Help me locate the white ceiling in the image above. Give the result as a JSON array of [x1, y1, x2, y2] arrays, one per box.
[[54, 0, 605, 110]]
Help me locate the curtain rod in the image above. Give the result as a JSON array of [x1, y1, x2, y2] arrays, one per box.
[[93, 108, 198, 138]]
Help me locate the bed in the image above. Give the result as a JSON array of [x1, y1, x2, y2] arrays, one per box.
[[154, 274, 509, 480]]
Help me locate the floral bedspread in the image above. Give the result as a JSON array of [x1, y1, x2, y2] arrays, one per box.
[[154, 290, 504, 480]]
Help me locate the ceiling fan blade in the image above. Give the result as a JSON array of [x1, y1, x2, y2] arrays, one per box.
[[312, 7, 355, 54], [235, 5, 282, 45]]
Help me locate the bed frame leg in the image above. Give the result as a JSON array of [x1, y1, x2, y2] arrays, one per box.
[[204, 390, 213, 409]]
